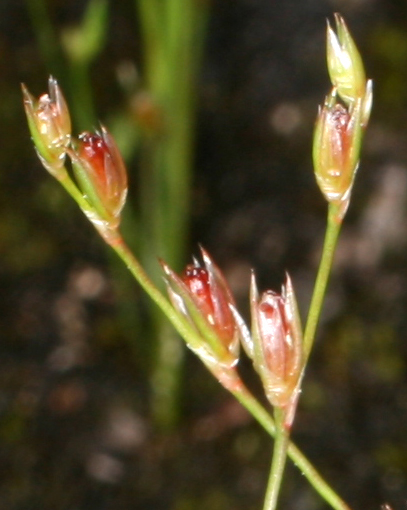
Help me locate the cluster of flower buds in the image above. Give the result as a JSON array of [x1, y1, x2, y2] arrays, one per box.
[[313, 14, 372, 221], [161, 248, 241, 391], [22, 77, 128, 234], [163, 248, 304, 421]]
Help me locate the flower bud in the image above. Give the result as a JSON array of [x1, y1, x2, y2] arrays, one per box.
[[22, 76, 71, 177], [162, 248, 239, 371], [69, 126, 128, 229], [327, 13, 366, 104], [313, 88, 363, 220], [245, 273, 303, 412]]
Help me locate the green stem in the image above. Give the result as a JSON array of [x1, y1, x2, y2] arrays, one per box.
[[303, 203, 342, 361], [232, 388, 351, 510], [111, 240, 196, 342], [136, 0, 163, 64], [59, 172, 208, 348], [68, 61, 96, 131], [59, 173, 94, 214], [24, 0, 65, 78], [263, 408, 290, 510], [135, 0, 210, 430]]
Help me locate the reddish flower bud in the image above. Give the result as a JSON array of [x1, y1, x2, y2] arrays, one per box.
[[162, 248, 239, 371], [69, 126, 128, 229], [313, 88, 364, 220], [239, 273, 303, 413], [22, 76, 71, 177], [182, 261, 237, 348]]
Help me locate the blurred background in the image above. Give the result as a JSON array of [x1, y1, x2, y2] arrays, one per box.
[[1, 0, 407, 509]]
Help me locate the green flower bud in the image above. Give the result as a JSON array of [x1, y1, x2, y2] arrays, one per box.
[[313, 88, 364, 220], [22, 77, 71, 178], [327, 13, 366, 104]]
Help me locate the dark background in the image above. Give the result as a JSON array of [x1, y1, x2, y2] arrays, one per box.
[[1, 0, 407, 509]]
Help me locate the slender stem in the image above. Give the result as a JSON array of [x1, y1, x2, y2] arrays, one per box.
[[111, 240, 198, 342], [58, 172, 212, 359], [303, 203, 342, 361], [262, 408, 290, 510], [288, 441, 351, 510], [232, 387, 351, 510], [59, 173, 94, 213]]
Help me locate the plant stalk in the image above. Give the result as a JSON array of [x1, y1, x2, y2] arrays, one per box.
[[262, 408, 290, 510], [135, 0, 209, 430], [303, 203, 342, 361], [232, 387, 351, 510]]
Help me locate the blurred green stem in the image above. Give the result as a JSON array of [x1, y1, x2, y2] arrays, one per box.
[[135, 0, 209, 429], [303, 203, 342, 361], [24, 0, 64, 77], [27, 0, 107, 130], [68, 61, 96, 130]]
